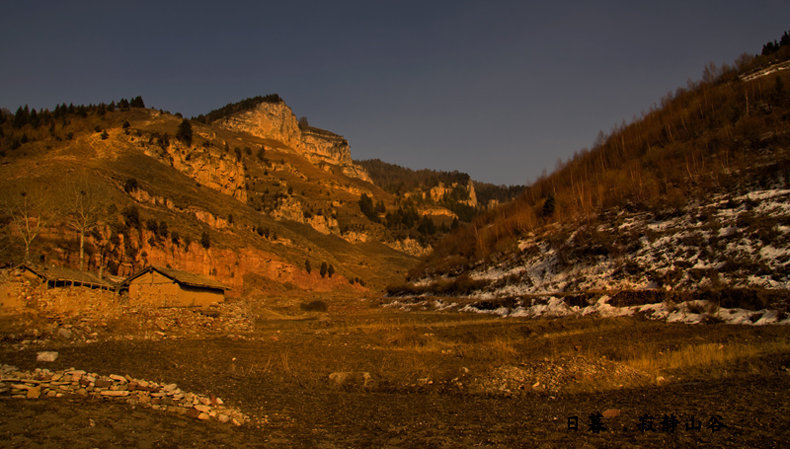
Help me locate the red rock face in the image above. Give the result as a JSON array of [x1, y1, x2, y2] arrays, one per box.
[[137, 244, 361, 298], [47, 228, 363, 298]]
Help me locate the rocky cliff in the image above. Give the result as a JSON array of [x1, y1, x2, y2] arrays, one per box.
[[128, 133, 248, 202], [428, 181, 478, 207], [218, 101, 303, 151], [217, 102, 371, 182], [403, 180, 478, 208], [300, 127, 372, 182]]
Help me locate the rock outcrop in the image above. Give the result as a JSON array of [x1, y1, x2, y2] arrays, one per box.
[[300, 127, 372, 182], [428, 181, 478, 207], [386, 238, 432, 258], [271, 196, 340, 235], [219, 101, 302, 151], [129, 134, 247, 202], [217, 102, 371, 182]]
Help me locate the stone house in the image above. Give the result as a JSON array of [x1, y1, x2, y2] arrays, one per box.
[[17, 263, 117, 291], [120, 266, 227, 308]]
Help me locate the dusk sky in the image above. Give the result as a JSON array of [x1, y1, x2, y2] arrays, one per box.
[[2, 1, 787, 186]]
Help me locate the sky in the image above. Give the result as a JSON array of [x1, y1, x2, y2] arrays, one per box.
[[1, 1, 787, 186]]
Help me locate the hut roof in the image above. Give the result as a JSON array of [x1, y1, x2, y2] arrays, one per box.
[[18, 263, 116, 289], [121, 266, 228, 291]]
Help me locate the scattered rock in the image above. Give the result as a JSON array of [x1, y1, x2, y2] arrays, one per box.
[[36, 351, 59, 362], [603, 409, 620, 418], [155, 319, 169, 331], [328, 372, 350, 385], [57, 328, 72, 339], [471, 356, 653, 396]]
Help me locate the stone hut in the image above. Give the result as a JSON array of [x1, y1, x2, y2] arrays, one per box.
[[120, 266, 227, 308], [17, 263, 116, 291]]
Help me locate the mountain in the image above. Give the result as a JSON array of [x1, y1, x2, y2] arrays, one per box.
[[391, 31, 790, 312], [0, 97, 459, 296]]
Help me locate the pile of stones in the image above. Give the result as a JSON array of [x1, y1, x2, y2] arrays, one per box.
[[0, 363, 249, 426]]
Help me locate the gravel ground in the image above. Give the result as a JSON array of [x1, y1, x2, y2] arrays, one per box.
[[1, 372, 789, 448]]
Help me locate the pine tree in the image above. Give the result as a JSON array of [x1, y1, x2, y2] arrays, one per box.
[[13, 105, 29, 129], [176, 119, 193, 146], [130, 96, 145, 108], [542, 193, 556, 218], [320, 262, 328, 278]]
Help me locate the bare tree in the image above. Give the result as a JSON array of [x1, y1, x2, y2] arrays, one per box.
[[0, 210, 13, 262], [0, 186, 53, 263], [58, 176, 112, 271]]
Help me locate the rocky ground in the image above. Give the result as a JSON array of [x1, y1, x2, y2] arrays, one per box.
[[2, 280, 790, 448]]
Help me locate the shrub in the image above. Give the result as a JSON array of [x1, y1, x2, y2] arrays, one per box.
[[300, 300, 327, 312], [124, 178, 138, 193], [158, 221, 169, 238], [146, 219, 159, 235], [121, 205, 140, 228]]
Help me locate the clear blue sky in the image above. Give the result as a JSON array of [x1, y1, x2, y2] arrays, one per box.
[[1, 1, 787, 186]]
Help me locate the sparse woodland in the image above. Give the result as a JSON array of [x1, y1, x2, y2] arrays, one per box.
[[418, 31, 790, 278]]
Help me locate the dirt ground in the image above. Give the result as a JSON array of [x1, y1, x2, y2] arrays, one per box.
[[2, 293, 790, 448]]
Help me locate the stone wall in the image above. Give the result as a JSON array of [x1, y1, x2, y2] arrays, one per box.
[[0, 364, 249, 426]]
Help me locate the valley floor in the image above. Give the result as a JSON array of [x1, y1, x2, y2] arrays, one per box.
[[1, 293, 789, 448]]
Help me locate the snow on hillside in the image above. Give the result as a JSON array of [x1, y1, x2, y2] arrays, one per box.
[[388, 187, 790, 324], [466, 188, 790, 298], [385, 295, 790, 326]]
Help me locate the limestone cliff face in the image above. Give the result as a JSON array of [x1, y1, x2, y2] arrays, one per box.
[[219, 101, 303, 151], [271, 196, 340, 235], [217, 101, 371, 182], [428, 180, 477, 207], [386, 238, 432, 258], [300, 128, 372, 182], [405, 180, 478, 208], [129, 135, 247, 202]]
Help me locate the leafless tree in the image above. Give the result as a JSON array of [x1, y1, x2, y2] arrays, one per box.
[[58, 176, 113, 271], [0, 185, 53, 263]]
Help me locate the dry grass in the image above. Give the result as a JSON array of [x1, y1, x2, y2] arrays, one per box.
[[320, 312, 790, 389], [625, 338, 790, 375]]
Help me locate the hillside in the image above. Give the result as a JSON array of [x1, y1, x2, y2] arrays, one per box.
[[392, 31, 790, 314], [356, 158, 524, 220], [0, 98, 458, 296]]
